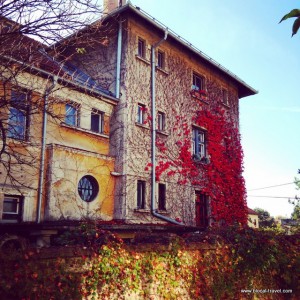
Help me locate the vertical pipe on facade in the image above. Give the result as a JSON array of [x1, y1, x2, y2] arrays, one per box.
[[36, 77, 57, 223], [151, 31, 183, 226], [116, 21, 122, 98]]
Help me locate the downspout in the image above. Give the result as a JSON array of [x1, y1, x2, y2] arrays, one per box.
[[151, 31, 183, 225], [115, 20, 122, 98], [36, 76, 57, 223]]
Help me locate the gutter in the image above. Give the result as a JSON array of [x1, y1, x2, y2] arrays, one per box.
[[115, 21, 122, 98], [37, 76, 57, 223], [151, 31, 183, 226]]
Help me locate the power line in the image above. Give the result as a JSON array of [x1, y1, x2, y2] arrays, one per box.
[[248, 181, 300, 191], [248, 195, 298, 199]]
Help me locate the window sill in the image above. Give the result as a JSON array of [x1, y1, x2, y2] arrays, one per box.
[[135, 122, 150, 130], [193, 156, 210, 165], [156, 66, 169, 75], [191, 94, 209, 105], [156, 130, 169, 137], [135, 55, 150, 65], [134, 208, 150, 213], [157, 209, 170, 215], [61, 123, 109, 139]]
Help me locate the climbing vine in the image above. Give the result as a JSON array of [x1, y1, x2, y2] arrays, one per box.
[[148, 79, 247, 225]]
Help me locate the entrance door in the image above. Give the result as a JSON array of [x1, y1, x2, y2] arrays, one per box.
[[195, 192, 208, 227]]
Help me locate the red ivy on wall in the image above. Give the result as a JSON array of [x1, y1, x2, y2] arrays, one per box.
[[149, 89, 247, 226]]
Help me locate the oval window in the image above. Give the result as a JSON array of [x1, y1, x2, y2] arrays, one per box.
[[78, 175, 99, 202]]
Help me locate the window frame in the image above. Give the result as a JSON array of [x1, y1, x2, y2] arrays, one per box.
[[137, 103, 145, 125], [192, 127, 207, 160], [158, 183, 166, 211], [157, 50, 165, 69], [2, 195, 23, 222], [137, 180, 146, 209], [7, 90, 30, 140], [195, 192, 208, 228], [192, 72, 204, 91], [222, 88, 229, 106], [157, 111, 165, 131], [91, 109, 104, 134], [65, 102, 80, 127], [137, 37, 146, 58], [78, 175, 99, 202]]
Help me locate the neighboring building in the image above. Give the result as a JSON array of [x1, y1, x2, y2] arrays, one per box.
[[0, 18, 117, 245], [247, 208, 259, 228], [58, 0, 256, 227]]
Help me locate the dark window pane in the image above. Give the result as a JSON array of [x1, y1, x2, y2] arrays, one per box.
[[78, 175, 99, 202]]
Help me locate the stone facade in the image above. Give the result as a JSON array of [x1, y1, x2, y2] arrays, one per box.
[[64, 3, 256, 226]]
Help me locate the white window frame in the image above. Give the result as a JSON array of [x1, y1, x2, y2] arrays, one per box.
[[91, 109, 104, 133], [192, 127, 206, 159], [8, 90, 30, 140], [192, 73, 204, 91], [137, 180, 146, 209], [65, 102, 80, 127], [2, 195, 23, 222], [157, 111, 165, 131], [138, 37, 146, 58], [137, 103, 145, 124]]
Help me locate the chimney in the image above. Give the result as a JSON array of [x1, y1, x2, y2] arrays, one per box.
[[103, 0, 126, 14]]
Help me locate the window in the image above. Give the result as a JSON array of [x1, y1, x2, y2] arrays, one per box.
[[8, 90, 29, 140], [158, 183, 166, 211], [2, 195, 23, 222], [137, 180, 146, 209], [138, 38, 146, 58], [192, 127, 206, 159], [157, 50, 165, 69], [222, 89, 229, 106], [137, 103, 145, 124], [192, 73, 204, 91], [78, 175, 99, 202], [195, 192, 208, 227], [91, 109, 104, 133], [65, 103, 80, 126], [157, 111, 165, 131]]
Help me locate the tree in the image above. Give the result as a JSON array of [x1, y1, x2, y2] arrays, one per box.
[[291, 178, 300, 220], [279, 9, 300, 37], [0, 0, 104, 188]]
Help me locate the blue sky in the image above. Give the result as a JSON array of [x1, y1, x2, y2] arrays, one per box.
[[130, 0, 300, 217]]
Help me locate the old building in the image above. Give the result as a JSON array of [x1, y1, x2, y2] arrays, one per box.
[[60, 0, 256, 227], [1, 0, 256, 248]]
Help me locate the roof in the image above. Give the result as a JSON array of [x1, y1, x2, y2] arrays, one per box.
[[0, 17, 115, 99], [248, 208, 259, 215], [102, 2, 257, 98]]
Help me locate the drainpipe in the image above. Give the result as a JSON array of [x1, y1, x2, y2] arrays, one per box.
[[115, 21, 122, 98], [151, 31, 183, 226], [36, 76, 57, 223]]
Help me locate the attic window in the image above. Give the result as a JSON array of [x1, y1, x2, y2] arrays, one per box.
[[138, 38, 146, 58]]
